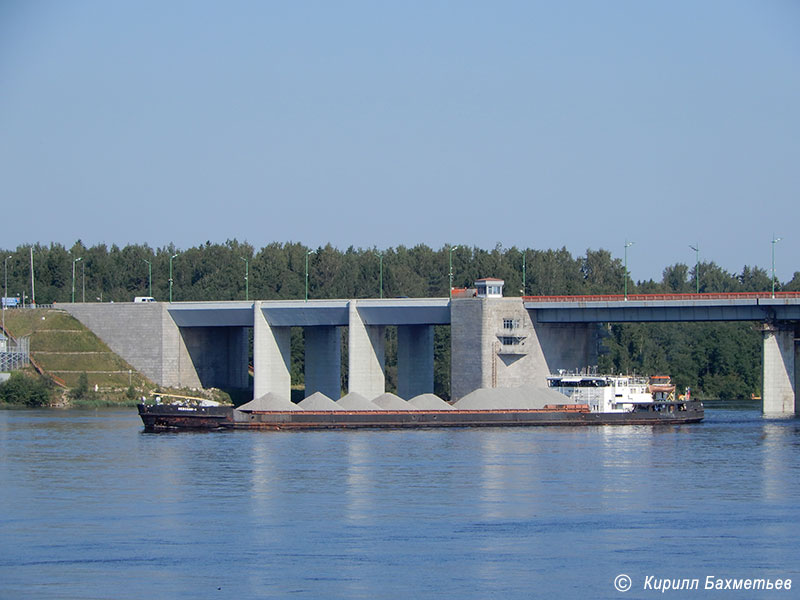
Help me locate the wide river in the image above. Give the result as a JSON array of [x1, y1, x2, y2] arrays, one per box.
[[1, 406, 799, 599]]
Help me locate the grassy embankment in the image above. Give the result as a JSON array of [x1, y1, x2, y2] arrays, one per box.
[[2, 308, 151, 407]]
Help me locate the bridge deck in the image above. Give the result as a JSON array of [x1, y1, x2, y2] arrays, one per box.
[[523, 292, 800, 323]]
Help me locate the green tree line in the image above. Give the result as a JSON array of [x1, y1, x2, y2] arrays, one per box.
[[2, 240, 798, 399]]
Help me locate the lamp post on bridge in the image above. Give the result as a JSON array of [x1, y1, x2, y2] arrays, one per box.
[[522, 251, 526, 296], [771, 235, 782, 299], [623, 241, 634, 300], [689, 244, 699, 294], [71, 257, 82, 303], [240, 257, 249, 301], [169, 253, 179, 303], [449, 245, 459, 298], [375, 250, 384, 299], [305, 249, 315, 302], [143, 259, 152, 298]]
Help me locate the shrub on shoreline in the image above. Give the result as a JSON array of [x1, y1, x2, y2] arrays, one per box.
[[0, 372, 55, 407]]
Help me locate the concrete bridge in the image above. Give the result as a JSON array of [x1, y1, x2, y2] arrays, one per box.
[[524, 293, 800, 416], [57, 292, 800, 416]]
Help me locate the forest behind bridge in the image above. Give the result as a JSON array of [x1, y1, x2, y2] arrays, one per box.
[[3, 240, 798, 400]]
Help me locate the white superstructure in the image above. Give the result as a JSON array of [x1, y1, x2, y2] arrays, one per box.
[[547, 375, 654, 413]]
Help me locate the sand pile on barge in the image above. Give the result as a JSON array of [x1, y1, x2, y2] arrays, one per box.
[[409, 394, 454, 410], [337, 392, 382, 410], [238, 392, 301, 411], [453, 385, 579, 410], [298, 392, 343, 411], [373, 393, 414, 410]]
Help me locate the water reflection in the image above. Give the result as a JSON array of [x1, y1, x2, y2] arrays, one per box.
[[761, 420, 798, 502], [598, 426, 654, 511], [345, 432, 373, 523]]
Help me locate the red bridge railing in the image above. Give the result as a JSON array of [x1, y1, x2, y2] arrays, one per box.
[[522, 292, 800, 302]]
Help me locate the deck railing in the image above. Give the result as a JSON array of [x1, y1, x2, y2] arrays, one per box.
[[523, 291, 800, 303]]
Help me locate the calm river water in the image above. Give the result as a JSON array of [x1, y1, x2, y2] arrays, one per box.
[[1, 406, 799, 599]]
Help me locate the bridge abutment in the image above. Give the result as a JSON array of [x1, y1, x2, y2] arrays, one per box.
[[762, 323, 798, 416]]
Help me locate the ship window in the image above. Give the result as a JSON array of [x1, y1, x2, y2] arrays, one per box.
[[500, 336, 521, 345], [503, 319, 520, 330]]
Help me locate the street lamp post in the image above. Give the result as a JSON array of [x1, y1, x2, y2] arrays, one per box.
[[375, 251, 384, 299], [305, 249, 315, 302], [240, 257, 249, 301], [522, 251, 526, 296], [143, 259, 152, 298], [449, 245, 459, 298], [772, 235, 782, 299], [30, 247, 35, 308], [689, 244, 699, 294], [3, 256, 10, 336], [169, 253, 179, 303], [72, 257, 83, 303], [623, 241, 634, 300]]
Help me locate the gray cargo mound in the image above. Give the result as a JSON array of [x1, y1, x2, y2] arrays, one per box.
[[373, 392, 414, 410], [408, 393, 454, 410], [454, 385, 579, 410], [238, 392, 301, 412], [298, 392, 342, 411], [337, 392, 382, 410]]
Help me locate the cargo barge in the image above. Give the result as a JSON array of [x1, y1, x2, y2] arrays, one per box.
[[137, 375, 703, 431], [138, 394, 703, 432]]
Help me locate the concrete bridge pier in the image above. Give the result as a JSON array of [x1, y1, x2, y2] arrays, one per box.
[[348, 301, 385, 399], [762, 322, 798, 416], [253, 301, 291, 400], [305, 326, 342, 399], [397, 325, 434, 399]]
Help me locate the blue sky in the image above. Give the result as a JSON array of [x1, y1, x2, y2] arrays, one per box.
[[1, 1, 798, 282]]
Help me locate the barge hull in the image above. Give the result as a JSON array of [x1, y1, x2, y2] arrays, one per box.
[[138, 402, 704, 432]]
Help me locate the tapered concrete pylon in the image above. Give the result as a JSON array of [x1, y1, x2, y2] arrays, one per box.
[[253, 301, 291, 401], [347, 301, 385, 399]]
